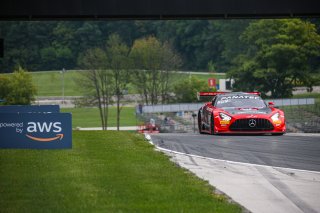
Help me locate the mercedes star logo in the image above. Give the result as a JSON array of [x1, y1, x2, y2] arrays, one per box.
[[248, 119, 256, 128]]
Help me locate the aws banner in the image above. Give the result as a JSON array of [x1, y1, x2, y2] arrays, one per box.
[[0, 113, 72, 149], [0, 105, 60, 113]]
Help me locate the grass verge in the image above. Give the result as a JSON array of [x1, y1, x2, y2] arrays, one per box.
[[61, 107, 139, 128], [293, 92, 320, 104], [9, 70, 224, 96], [32, 70, 81, 96], [0, 131, 241, 213]]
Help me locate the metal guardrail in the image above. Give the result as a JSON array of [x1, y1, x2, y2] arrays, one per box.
[[139, 98, 316, 113], [267, 98, 315, 106], [141, 103, 203, 113]]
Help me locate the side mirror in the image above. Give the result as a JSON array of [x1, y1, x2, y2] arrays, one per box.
[[268, 102, 275, 107]]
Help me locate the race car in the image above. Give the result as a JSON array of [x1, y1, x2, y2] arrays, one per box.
[[197, 92, 286, 135]]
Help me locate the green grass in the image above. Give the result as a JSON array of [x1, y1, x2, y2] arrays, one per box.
[[279, 93, 320, 120], [171, 72, 225, 82], [281, 104, 320, 120], [3, 70, 225, 97], [293, 92, 320, 104], [32, 70, 82, 96], [61, 107, 139, 128], [0, 131, 241, 213]]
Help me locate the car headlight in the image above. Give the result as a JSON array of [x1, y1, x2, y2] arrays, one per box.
[[219, 113, 232, 121], [271, 113, 280, 122]]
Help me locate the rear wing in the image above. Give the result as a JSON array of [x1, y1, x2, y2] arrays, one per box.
[[197, 92, 226, 100], [197, 91, 260, 100]]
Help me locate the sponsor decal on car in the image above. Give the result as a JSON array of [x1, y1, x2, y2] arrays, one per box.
[[217, 96, 260, 105], [221, 95, 260, 100], [220, 120, 230, 125]]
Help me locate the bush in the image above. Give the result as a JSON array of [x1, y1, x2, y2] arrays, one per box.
[[0, 67, 37, 105]]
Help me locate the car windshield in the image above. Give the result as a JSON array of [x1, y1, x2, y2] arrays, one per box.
[[215, 95, 266, 108]]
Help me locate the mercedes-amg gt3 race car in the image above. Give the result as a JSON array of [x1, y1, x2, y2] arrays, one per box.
[[198, 92, 286, 135]]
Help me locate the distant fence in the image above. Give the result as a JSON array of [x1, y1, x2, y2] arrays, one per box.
[[266, 98, 315, 106], [139, 98, 315, 114]]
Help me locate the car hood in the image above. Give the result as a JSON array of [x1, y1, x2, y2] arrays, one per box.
[[222, 107, 272, 115]]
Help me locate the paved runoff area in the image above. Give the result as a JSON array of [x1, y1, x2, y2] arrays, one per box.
[[149, 133, 320, 213]]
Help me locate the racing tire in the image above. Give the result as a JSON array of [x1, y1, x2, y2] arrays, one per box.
[[210, 114, 216, 135], [272, 133, 285, 136]]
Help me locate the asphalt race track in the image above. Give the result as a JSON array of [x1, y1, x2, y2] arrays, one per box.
[[150, 133, 320, 172]]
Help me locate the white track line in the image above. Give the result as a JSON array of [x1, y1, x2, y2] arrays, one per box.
[[144, 133, 320, 175]]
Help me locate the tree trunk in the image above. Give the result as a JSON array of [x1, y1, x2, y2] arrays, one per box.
[[117, 94, 120, 131], [93, 71, 105, 129]]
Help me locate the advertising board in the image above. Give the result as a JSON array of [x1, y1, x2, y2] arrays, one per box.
[[0, 113, 72, 149], [0, 105, 60, 113]]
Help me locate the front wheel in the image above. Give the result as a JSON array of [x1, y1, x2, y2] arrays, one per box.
[[210, 114, 216, 135], [198, 111, 204, 134], [272, 133, 285, 136]]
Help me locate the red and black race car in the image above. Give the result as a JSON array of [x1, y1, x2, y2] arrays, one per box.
[[197, 92, 286, 135]]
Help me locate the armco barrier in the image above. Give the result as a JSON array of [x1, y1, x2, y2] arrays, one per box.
[[0, 113, 72, 149], [140, 98, 315, 113], [266, 98, 315, 106]]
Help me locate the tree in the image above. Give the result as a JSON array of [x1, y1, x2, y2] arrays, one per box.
[[229, 19, 320, 98], [40, 47, 57, 69], [0, 75, 10, 104], [214, 20, 251, 72], [0, 67, 37, 105], [158, 41, 182, 103], [77, 48, 113, 130], [173, 76, 216, 103], [105, 34, 131, 130], [130, 36, 181, 105]]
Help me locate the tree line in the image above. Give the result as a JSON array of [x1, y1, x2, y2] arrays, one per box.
[[0, 20, 246, 72], [1, 19, 319, 74], [1, 19, 320, 101]]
